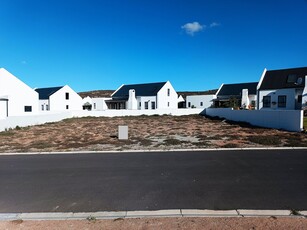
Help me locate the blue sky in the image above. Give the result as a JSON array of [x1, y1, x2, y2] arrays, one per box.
[[1, 0, 306, 92]]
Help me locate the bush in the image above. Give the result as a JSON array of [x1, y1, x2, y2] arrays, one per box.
[[248, 135, 281, 146], [163, 138, 182, 146]]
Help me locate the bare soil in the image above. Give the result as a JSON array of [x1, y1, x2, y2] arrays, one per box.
[[1, 217, 306, 230], [0, 115, 306, 153]]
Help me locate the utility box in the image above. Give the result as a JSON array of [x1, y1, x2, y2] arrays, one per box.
[[118, 125, 128, 140]]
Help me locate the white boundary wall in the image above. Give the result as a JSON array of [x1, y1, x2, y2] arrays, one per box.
[[0, 109, 203, 132], [205, 108, 303, 132], [0, 112, 72, 132], [70, 108, 203, 118]]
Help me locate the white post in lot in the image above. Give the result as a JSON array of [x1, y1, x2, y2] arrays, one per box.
[[118, 125, 128, 140]]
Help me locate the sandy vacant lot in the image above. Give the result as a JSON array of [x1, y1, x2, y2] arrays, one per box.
[[0, 115, 306, 153], [1, 217, 306, 230]]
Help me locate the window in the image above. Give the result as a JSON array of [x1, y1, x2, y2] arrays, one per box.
[[66, 105, 69, 110], [188, 102, 191, 108], [251, 100, 256, 107], [298, 95, 302, 103], [93, 103, 96, 109], [46, 105, 49, 110], [278, 95, 287, 108], [139, 102, 141, 108], [65, 92, 69, 100], [167, 88, 170, 96], [145, 102, 148, 110], [24, 106, 32, 112], [167, 102, 170, 107], [41, 105, 44, 111], [263, 96, 271, 108], [151, 101, 155, 109], [287, 74, 297, 83], [200, 102, 203, 106]]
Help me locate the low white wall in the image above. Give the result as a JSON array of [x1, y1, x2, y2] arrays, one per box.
[[0, 109, 204, 132], [0, 112, 72, 132], [205, 108, 303, 132], [70, 108, 204, 118]]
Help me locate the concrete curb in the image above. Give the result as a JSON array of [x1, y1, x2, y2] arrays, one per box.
[[0, 147, 306, 156], [0, 209, 306, 221], [181, 209, 238, 217], [237, 209, 291, 217], [126, 210, 181, 218]]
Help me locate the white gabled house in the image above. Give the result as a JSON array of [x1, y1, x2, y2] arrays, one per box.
[[257, 67, 307, 110], [213, 82, 258, 109], [107, 81, 178, 110], [35, 85, 83, 111], [0, 68, 39, 119], [82, 96, 93, 110], [186, 95, 215, 109], [82, 96, 111, 110]]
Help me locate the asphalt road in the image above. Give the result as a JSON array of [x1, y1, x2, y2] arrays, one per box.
[[0, 149, 306, 212]]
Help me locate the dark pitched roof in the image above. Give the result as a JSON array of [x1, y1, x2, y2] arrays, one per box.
[[35, 86, 63, 100], [112, 82, 167, 100], [217, 82, 258, 97], [259, 67, 307, 90]]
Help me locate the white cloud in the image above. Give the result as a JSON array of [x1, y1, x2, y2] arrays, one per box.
[[210, 22, 220, 28], [181, 22, 205, 36]]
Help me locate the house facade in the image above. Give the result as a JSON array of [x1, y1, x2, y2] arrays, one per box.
[[35, 85, 83, 111], [0, 68, 39, 119], [107, 81, 178, 110], [186, 95, 215, 109], [257, 67, 307, 110], [82, 96, 111, 110], [213, 82, 258, 109]]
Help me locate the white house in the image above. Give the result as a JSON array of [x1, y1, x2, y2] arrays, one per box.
[[257, 67, 307, 110], [107, 81, 178, 110], [213, 82, 258, 109], [0, 68, 39, 119], [35, 85, 83, 111], [82, 96, 93, 110], [82, 96, 111, 110], [186, 95, 215, 109]]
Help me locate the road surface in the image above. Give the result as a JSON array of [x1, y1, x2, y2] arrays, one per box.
[[0, 149, 306, 212]]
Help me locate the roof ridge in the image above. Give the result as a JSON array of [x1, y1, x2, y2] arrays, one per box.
[[123, 81, 167, 86], [223, 82, 258, 86], [267, 66, 307, 72], [35, 86, 64, 90]]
